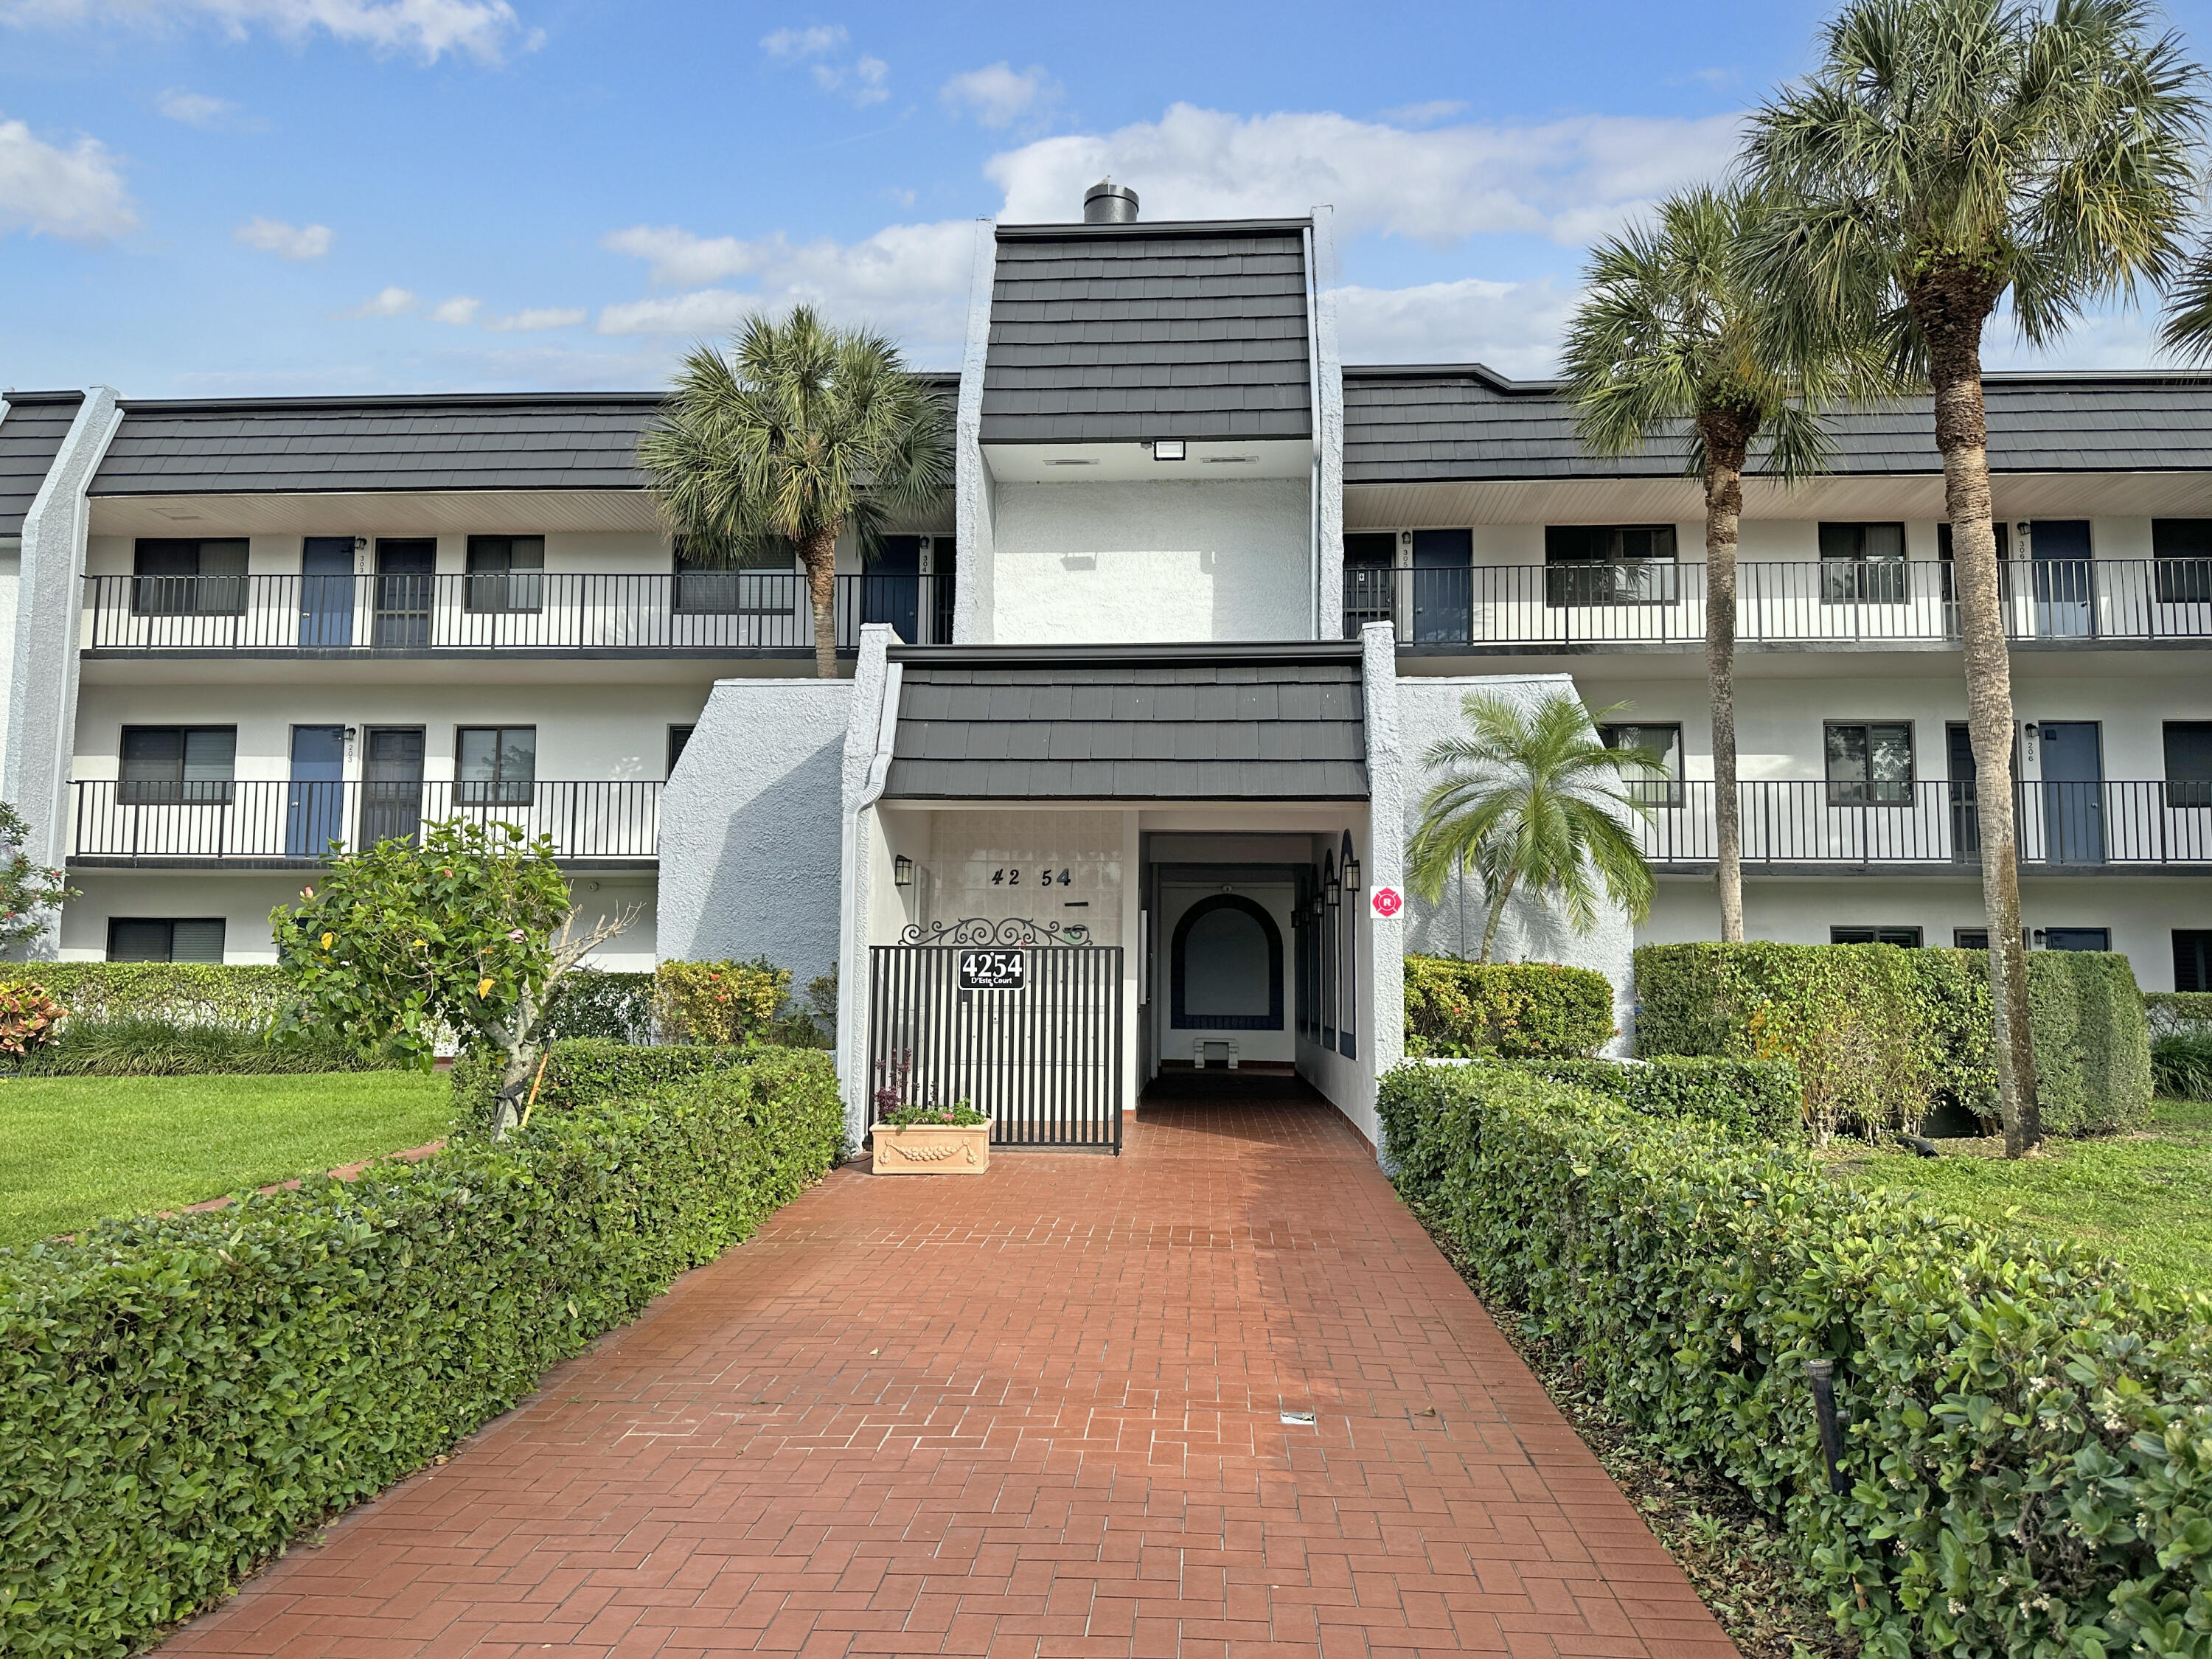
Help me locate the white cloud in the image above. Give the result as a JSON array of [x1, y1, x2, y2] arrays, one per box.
[[157, 86, 254, 128], [941, 62, 1057, 129], [235, 215, 333, 258], [597, 218, 975, 357], [0, 0, 536, 64], [759, 22, 843, 60], [1378, 99, 1467, 128], [0, 116, 136, 240], [1333, 277, 1581, 378], [986, 102, 1740, 246], [759, 23, 886, 105], [485, 305, 585, 331], [429, 295, 481, 324], [346, 285, 417, 317]]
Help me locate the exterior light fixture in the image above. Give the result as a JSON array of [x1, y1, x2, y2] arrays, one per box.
[[1152, 438, 1186, 462], [1341, 852, 1362, 893], [893, 855, 914, 887]]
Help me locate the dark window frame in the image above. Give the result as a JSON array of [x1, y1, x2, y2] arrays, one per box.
[[2163, 720, 2212, 809], [672, 540, 798, 616], [107, 917, 227, 963], [667, 724, 695, 776], [119, 725, 237, 805], [1543, 524, 1679, 608], [1818, 521, 1910, 603], [2039, 927, 2112, 953], [2152, 520, 2212, 604], [453, 725, 536, 807], [2175, 929, 2212, 993], [131, 538, 249, 617], [1601, 722, 1686, 809], [463, 535, 546, 615], [1829, 925, 1924, 947], [1825, 719, 1916, 807]]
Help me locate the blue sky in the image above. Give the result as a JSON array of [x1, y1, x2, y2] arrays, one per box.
[[5, 0, 2211, 397]]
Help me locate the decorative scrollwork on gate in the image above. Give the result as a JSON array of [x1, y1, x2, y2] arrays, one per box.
[[897, 917, 1093, 947]]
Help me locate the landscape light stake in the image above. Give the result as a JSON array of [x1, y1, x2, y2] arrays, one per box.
[[1804, 1358, 1848, 1495]]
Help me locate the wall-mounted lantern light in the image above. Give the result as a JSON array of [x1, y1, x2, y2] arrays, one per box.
[[1340, 833, 1361, 894], [893, 855, 914, 887]]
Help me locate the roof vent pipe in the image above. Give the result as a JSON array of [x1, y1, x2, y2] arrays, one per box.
[[1083, 179, 1138, 223]]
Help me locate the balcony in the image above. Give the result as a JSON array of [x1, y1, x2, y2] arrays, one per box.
[[1344, 558, 2212, 648], [81, 571, 956, 655], [69, 779, 662, 866], [1632, 780, 2212, 871]]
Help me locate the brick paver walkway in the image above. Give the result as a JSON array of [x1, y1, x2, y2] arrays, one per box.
[[161, 1076, 1734, 1659]]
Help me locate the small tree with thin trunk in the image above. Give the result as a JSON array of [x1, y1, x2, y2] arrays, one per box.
[[639, 306, 953, 680], [1742, 0, 2205, 1155], [1407, 692, 1660, 963], [1561, 184, 1891, 945]]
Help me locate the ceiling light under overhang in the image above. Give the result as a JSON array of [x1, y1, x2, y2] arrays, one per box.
[[1152, 439, 1186, 461]]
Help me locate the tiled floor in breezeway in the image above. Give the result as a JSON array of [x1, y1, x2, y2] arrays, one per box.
[[158, 1071, 1735, 1659]]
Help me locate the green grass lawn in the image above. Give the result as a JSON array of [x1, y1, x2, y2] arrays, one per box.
[[0, 1071, 451, 1249], [1831, 1099, 2212, 1296]]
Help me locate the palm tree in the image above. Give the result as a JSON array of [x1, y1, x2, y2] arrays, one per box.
[[1560, 184, 1888, 945], [1407, 692, 1660, 964], [1740, 0, 2205, 1155], [639, 306, 953, 679]]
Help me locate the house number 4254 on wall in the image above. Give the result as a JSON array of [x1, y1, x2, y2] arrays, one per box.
[[990, 868, 1071, 886]]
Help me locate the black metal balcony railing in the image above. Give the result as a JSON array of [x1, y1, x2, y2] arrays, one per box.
[[70, 779, 662, 861], [83, 571, 956, 653], [1632, 779, 2212, 868], [1344, 558, 2212, 647]]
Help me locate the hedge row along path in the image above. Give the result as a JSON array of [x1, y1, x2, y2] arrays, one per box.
[[156, 1076, 1729, 1659]]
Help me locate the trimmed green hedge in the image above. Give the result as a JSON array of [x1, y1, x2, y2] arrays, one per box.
[[0, 1047, 842, 1658], [541, 970, 657, 1044], [2147, 990, 2212, 1038], [1402, 956, 1615, 1058], [0, 964, 290, 1026], [1379, 1061, 2212, 1658], [1635, 942, 2152, 1137], [448, 1037, 760, 1132]]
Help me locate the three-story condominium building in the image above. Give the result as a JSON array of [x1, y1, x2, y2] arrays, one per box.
[[4, 184, 2209, 1149]]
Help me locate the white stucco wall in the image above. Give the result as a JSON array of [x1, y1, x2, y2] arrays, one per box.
[[654, 675, 850, 982], [1392, 670, 1638, 1055], [989, 479, 1312, 644], [0, 538, 18, 760]]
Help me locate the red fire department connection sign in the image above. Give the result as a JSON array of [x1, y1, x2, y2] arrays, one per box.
[[1370, 886, 1404, 919]]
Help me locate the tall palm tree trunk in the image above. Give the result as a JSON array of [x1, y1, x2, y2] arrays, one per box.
[[1697, 411, 1753, 944], [1478, 871, 1520, 963], [802, 527, 841, 680], [1917, 274, 2040, 1155]]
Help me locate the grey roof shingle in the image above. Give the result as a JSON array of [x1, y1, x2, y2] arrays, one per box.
[[88, 378, 959, 497], [884, 643, 1367, 801], [0, 392, 84, 535], [982, 221, 1314, 445], [1341, 364, 2212, 483]]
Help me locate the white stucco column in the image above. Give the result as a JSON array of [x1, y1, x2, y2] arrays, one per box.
[[1312, 206, 1344, 643], [1362, 622, 1406, 1103], [4, 387, 120, 953], [953, 220, 996, 646], [835, 625, 901, 1141]]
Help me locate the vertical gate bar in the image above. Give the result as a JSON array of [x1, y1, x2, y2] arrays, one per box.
[[1110, 948, 1124, 1152]]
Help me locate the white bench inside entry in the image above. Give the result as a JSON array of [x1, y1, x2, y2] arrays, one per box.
[[1193, 1037, 1239, 1070]]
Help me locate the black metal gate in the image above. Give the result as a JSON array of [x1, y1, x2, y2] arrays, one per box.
[[868, 919, 1123, 1152]]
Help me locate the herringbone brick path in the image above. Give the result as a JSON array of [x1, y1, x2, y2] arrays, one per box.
[[159, 1077, 1735, 1659]]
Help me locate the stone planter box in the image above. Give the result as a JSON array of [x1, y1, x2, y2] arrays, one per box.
[[869, 1119, 992, 1175]]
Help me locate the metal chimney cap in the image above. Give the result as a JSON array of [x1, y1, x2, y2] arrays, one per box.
[[1083, 179, 1138, 223]]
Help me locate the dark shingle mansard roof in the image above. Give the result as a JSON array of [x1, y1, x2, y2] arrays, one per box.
[[0, 392, 85, 534], [981, 220, 1314, 446], [1341, 364, 2212, 484], [86, 376, 961, 497], [883, 642, 1367, 801]]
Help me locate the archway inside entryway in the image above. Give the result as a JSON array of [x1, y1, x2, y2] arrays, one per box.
[[1170, 894, 1284, 1034]]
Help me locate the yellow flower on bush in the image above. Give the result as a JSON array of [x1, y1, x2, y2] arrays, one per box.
[[476, 976, 495, 998], [320, 932, 335, 950]]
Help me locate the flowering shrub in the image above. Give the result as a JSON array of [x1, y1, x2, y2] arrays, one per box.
[[0, 982, 64, 1058], [877, 1100, 987, 1128], [654, 958, 789, 1045], [1402, 955, 1615, 1058], [0, 801, 77, 951]]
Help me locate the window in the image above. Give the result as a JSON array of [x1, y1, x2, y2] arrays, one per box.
[[2152, 521, 2212, 603], [464, 535, 544, 613], [1830, 925, 1923, 947], [667, 724, 695, 776], [2176, 930, 2212, 993], [1343, 532, 1396, 632], [1826, 720, 1914, 805], [1819, 522, 1907, 602], [119, 726, 236, 804], [1601, 723, 1684, 807], [455, 726, 535, 806], [132, 538, 248, 616], [1955, 928, 1989, 950], [2039, 927, 2110, 952], [108, 918, 226, 963], [673, 540, 794, 615], [1544, 524, 1677, 606], [2164, 722, 2212, 808]]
